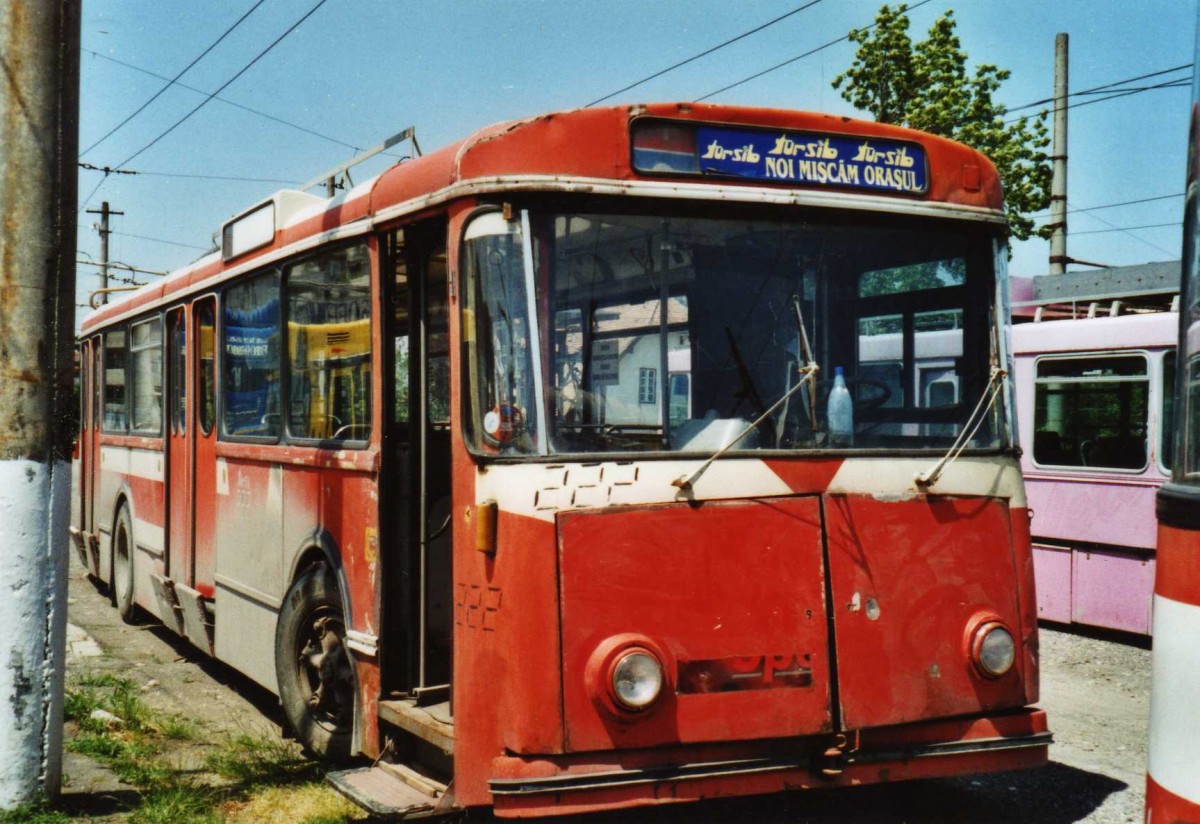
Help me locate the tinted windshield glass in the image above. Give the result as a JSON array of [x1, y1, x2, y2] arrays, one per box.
[[464, 208, 1000, 456]]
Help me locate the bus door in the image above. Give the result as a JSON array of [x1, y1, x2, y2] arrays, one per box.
[[191, 298, 218, 597], [380, 222, 452, 705], [79, 338, 100, 575], [166, 307, 190, 584]]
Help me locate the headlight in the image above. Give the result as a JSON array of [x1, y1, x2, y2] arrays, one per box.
[[611, 650, 664, 710], [971, 622, 1016, 678]]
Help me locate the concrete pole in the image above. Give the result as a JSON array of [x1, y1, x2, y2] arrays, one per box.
[[1049, 33, 1069, 275], [86, 202, 122, 305], [0, 0, 82, 809]]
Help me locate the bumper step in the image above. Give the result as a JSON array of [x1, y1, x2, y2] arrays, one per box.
[[327, 764, 454, 819]]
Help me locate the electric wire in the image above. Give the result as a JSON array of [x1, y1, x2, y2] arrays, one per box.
[[80, 48, 361, 153], [112, 230, 209, 251], [693, 0, 934, 102], [113, 0, 332, 170], [81, 0, 268, 157], [585, 0, 825, 108]]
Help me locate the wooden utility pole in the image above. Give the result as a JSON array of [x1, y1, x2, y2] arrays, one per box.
[[0, 0, 82, 808], [1049, 33, 1069, 275], [87, 201, 123, 303]]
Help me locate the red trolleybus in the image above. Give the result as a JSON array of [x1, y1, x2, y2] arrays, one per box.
[[1147, 62, 1200, 821], [71, 104, 1049, 817]]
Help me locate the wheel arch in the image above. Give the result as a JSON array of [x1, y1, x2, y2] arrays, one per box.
[[280, 527, 363, 756]]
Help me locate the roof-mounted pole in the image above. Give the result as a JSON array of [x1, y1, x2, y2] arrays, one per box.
[[301, 126, 422, 196]]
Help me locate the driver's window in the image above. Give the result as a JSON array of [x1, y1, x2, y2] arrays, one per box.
[[462, 212, 539, 453]]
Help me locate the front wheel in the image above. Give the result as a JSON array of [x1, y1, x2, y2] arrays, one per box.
[[275, 563, 355, 759]]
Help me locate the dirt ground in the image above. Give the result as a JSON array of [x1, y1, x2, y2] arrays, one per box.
[[53, 554, 1152, 824]]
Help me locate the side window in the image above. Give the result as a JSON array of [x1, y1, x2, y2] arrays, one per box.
[[1033, 354, 1149, 471], [92, 339, 101, 431], [285, 243, 371, 442], [223, 271, 281, 439], [1162, 349, 1177, 471], [197, 302, 216, 435], [130, 318, 163, 434], [102, 328, 127, 432], [169, 312, 186, 435]]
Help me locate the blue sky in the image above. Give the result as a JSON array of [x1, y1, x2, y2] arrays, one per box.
[[76, 0, 1198, 320]]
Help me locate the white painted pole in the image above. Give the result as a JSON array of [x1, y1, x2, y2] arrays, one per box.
[[0, 0, 82, 808], [1048, 33, 1069, 275]]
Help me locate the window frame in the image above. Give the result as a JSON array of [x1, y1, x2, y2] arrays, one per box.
[[1158, 348, 1177, 476], [220, 268, 283, 445], [100, 325, 129, 434], [1030, 349, 1152, 474], [282, 240, 374, 449]]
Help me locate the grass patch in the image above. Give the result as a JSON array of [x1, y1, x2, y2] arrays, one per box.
[[129, 783, 219, 824], [0, 795, 69, 824], [60, 674, 364, 823], [206, 734, 321, 788]]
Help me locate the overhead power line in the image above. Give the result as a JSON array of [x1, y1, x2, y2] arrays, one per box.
[[112, 230, 209, 251], [585, 0, 825, 108], [76, 259, 167, 277], [1006, 63, 1193, 115], [80, 48, 361, 153], [81, 0, 268, 157], [693, 0, 934, 102], [1071, 221, 1179, 237], [80, 161, 301, 185], [1032, 192, 1184, 220], [112, 0, 332, 170]]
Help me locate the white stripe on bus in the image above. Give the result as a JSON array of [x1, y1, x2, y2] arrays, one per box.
[[1148, 593, 1200, 805], [99, 446, 164, 483]]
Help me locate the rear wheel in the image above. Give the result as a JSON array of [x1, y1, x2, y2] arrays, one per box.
[[275, 563, 355, 759], [111, 505, 136, 622]]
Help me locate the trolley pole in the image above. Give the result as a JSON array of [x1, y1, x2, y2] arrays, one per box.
[[86, 202, 123, 304], [1048, 33, 1069, 275], [0, 0, 82, 809]]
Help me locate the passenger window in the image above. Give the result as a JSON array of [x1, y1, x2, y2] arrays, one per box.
[[223, 271, 281, 439], [285, 243, 371, 442], [130, 317, 163, 434], [102, 328, 127, 432], [197, 302, 216, 436], [169, 312, 186, 435], [1162, 350, 1176, 470], [1033, 355, 1149, 470]]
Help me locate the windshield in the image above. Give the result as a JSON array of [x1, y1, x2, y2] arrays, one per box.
[[462, 205, 1003, 457]]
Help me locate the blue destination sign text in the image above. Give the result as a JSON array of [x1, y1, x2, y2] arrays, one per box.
[[696, 127, 928, 194]]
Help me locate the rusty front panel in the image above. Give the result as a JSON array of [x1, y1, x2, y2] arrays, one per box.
[[825, 494, 1027, 730], [558, 498, 830, 753]]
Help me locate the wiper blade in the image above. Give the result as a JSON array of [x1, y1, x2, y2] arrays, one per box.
[[671, 363, 819, 492]]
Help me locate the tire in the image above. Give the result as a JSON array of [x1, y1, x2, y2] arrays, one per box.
[[111, 505, 136, 623], [275, 563, 355, 760]]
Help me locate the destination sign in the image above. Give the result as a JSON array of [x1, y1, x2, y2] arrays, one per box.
[[695, 126, 928, 195]]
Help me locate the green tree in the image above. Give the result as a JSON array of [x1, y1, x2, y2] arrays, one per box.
[[833, 5, 1052, 242]]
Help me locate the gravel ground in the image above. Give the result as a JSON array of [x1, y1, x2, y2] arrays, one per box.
[[62, 552, 1152, 824]]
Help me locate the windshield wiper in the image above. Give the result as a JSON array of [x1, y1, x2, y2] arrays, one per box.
[[672, 361, 820, 492]]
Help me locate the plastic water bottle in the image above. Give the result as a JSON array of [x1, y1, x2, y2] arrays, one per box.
[[828, 366, 853, 446]]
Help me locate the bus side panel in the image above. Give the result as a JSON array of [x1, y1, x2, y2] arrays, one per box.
[[454, 507, 562, 808], [825, 494, 1028, 730], [214, 458, 284, 691]]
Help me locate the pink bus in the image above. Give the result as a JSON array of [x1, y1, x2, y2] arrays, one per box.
[[1013, 307, 1177, 636]]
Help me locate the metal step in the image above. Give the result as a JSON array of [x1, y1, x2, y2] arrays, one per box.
[[327, 764, 450, 818], [379, 698, 455, 755]]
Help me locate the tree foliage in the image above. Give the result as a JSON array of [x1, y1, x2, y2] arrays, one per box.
[[832, 5, 1052, 242]]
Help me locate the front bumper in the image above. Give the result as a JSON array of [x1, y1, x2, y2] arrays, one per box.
[[489, 709, 1050, 818]]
